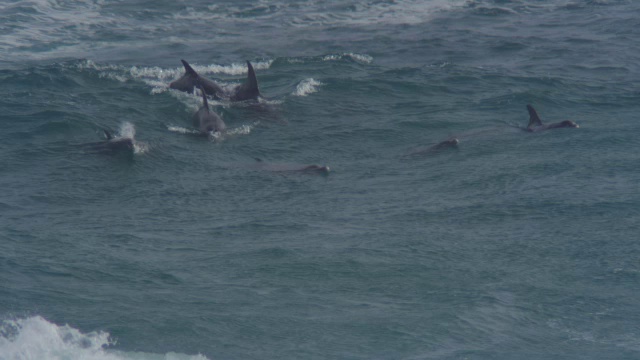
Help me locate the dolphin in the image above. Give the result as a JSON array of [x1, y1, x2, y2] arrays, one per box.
[[251, 158, 330, 175], [80, 129, 135, 154], [170, 59, 225, 98], [526, 105, 579, 132], [193, 84, 225, 134], [229, 61, 261, 101], [404, 137, 459, 157], [170, 59, 262, 102]]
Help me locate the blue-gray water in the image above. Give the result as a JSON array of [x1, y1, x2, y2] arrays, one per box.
[[1, 1, 640, 359]]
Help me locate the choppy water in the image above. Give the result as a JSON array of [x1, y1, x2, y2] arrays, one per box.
[[2, 1, 640, 359]]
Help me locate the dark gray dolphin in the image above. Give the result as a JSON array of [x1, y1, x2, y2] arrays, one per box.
[[251, 158, 330, 175], [81, 129, 134, 154], [526, 105, 579, 132], [229, 61, 261, 102], [170, 59, 225, 98], [193, 84, 225, 134], [405, 137, 459, 157]]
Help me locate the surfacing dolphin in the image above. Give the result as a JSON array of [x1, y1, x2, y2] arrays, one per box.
[[81, 129, 135, 154], [170, 60, 262, 102], [404, 137, 459, 157], [193, 84, 225, 134], [251, 158, 330, 175], [170, 59, 225, 98], [229, 61, 261, 102], [526, 104, 579, 132]]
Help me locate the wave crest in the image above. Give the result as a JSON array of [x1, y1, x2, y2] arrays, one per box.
[[0, 316, 210, 360], [292, 78, 323, 97]]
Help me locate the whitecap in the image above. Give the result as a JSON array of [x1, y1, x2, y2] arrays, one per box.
[[292, 78, 323, 97], [226, 123, 257, 136], [178, 60, 273, 76], [322, 53, 373, 64], [0, 316, 211, 360], [167, 125, 199, 135]]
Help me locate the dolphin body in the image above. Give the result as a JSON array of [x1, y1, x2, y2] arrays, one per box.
[[193, 84, 225, 134], [170, 59, 261, 102], [526, 105, 579, 132], [229, 61, 261, 101], [170, 60, 225, 98], [405, 138, 459, 157], [251, 158, 330, 175], [81, 130, 135, 154]]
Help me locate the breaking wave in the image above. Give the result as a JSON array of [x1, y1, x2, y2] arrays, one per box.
[[292, 78, 323, 97], [0, 316, 209, 360]]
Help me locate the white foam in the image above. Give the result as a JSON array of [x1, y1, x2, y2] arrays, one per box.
[[258, 97, 284, 106], [292, 78, 322, 97], [167, 125, 199, 135], [168, 122, 257, 141], [133, 142, 150, 155], [0, 316, 210, 360], [322, 53, 373, 64], [186, 60, 273, 76], [288, 0, 466, 27], [226, 123, 257, 136]]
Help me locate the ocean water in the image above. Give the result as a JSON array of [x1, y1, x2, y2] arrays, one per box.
[[1, 0, 640, 359]]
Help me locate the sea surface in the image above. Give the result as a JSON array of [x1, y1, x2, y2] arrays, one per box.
[[1, 0, 640, 359]]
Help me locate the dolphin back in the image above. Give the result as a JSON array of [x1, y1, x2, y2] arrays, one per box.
[[246, 61, 259, 95], [170, 59, 224, 97], [230, 61, 261, 101], [181, 59, 198, 76], [526, 104, 543, 128]]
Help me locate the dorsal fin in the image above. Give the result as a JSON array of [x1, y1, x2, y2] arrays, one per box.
[[198, 82, 209, 111], [181, 59, 198, 76], [246, 61, 260, 95], [527, 104, 543, 128], [103, 129, 113, 140], [254, 157, 263, 162]]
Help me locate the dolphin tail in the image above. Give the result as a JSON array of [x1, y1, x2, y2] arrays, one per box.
[[181, 59, 198, 76], [246, 61, 260, 95], [526, 104, 543, 128]]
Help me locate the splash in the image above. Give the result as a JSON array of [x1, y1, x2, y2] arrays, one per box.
[[292, 78, 323, 97], [116, 122, 136, 140], [133, 142, 150, 155], [112, 122, 148, 154], [0, 316, 210, 360]]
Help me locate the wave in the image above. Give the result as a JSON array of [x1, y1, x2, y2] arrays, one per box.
[[0, 316, 209, 360], [285, 0, 467, 26], [292, 78, 323, 97], [172, 0, 466, 26], [322, 53, 373, 64], [279, 52, 374, 66]]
